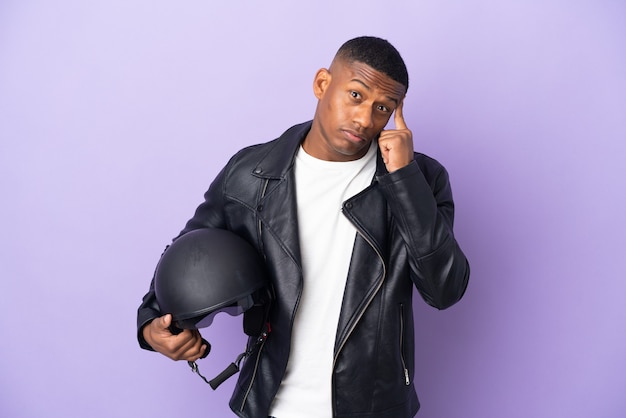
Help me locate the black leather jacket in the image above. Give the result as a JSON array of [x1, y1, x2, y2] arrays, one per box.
[[137, 121, 470, 418]]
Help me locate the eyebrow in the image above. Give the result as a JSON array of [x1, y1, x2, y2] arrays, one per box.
[[350, 78, 399, 105]]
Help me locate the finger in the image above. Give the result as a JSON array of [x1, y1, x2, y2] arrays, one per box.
[[166, 330, 200, 360], [159, 314, 172, 330], [394, 101, 407, 130], [188, 341, 209, 362], [199, 342, 210, 359], [157, 313, 182, 338], [178, 331, 199, 352], [178, 332, 205, 361]]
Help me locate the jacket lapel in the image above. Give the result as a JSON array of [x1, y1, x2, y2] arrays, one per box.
[[252, 121, 312, 270], [334, 180, 389, 352]]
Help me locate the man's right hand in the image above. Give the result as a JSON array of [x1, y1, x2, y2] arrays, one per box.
[[142, 314, 208, 361]]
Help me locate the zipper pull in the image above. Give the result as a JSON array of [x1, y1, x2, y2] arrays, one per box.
[[404, 368, 410, 386]]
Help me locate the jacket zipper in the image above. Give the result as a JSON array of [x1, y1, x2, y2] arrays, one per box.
[[399, 304, 410, 386], [332, 227, 387, 414], [332, 228, 386, 364], [239, 337, 267, 412]]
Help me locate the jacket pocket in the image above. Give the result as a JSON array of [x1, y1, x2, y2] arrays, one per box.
[[399, 304, 410, 386]]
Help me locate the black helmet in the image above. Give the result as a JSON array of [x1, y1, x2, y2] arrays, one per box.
[[154, 228, 270, 331]]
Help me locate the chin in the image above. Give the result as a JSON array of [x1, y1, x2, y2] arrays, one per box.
[[332, 142, 370, 160]]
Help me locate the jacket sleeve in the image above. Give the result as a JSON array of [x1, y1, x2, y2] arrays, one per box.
[[376, 157, 470, 309], [136, 163, 231, 350]]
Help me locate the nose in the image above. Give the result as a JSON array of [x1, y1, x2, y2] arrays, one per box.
[[353, 104, 374, 130]]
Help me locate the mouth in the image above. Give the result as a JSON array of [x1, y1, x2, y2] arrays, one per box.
[[342, 129, 368, 143]]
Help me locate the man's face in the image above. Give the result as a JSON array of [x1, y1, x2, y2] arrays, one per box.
[[305, 59, 406, 162]]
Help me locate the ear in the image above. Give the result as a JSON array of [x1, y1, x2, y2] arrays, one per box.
[[312, 68, 331, 100]]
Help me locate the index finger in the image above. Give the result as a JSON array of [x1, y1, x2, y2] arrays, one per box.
[[394, 101, 407, 130]]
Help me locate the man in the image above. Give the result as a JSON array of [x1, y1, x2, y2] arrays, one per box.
[[138, 36, 470, 418]]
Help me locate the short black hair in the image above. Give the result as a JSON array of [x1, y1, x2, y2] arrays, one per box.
[[335, 36, 409, 92]]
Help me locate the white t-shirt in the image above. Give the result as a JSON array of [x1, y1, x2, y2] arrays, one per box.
[[268, 141, 377, 418]]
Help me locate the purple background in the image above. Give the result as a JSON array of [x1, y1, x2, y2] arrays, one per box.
[[1, 1, 625, 417]]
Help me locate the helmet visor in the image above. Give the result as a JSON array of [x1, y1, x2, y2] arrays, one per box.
[[174, 294, 256, 330]]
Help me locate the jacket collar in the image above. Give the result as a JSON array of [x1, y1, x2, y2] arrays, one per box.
[[252, 121, 312, 179]]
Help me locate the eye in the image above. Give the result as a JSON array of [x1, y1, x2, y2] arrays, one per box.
[[350, 91, 361, 100], [377, 104, 391, 113]]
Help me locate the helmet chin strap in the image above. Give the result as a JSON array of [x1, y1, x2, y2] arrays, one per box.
[[187, 322, 271, 390]]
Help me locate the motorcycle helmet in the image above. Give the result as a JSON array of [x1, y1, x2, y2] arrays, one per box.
[[154, 228, 271, 332]]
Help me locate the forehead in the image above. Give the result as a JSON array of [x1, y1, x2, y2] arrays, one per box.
[[333, 59, 406, 102]]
